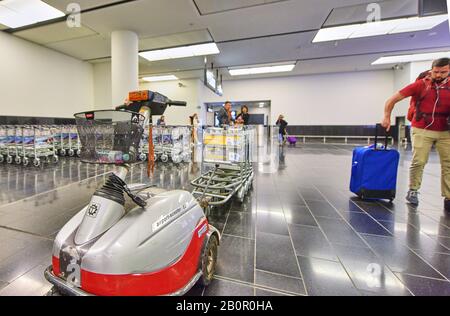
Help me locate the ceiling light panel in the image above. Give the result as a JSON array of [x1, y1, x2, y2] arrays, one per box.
[[312, 24, 361, 43], [139, 43, 219, 62], [372, 51, 450, 65], [313, 14, 448, 42], [229, 64, 295, 76], [390, 14, 448, 33], [0, 0, 65, 28], [349, 19, 402, 38], [142, 75, 179, 82]]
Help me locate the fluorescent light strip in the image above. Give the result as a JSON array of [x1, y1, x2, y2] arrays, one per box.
[[372, 51, 450, 65], [313, 14, 448, 43], [229, 64, 295, 76], [139, 43, 219, 62], [142, 75, 179, 82], [0, 0, 65, 28]]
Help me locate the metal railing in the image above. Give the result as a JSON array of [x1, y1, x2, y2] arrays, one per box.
[[289, 135, 395, 146]]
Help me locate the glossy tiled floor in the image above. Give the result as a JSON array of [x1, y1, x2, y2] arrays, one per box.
[[0, 144, 449, 296]]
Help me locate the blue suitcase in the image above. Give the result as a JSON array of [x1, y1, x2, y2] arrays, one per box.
[[350, 125, 400, 201]]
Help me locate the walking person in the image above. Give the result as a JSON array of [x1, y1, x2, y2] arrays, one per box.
[[189, 113, 200, 144], [276, 114, 288, 146], [381, 58, 450, 211]]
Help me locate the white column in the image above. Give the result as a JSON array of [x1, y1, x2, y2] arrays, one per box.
[[111, 30, 138, 106]]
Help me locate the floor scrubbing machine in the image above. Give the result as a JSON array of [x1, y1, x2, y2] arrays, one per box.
[[44, 90, 220, 296]]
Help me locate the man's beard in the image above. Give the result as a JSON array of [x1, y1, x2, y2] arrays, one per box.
[[433, 77, 446, 83]]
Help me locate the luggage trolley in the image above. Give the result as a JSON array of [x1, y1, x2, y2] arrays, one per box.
[[68, 125, 80, 157], [153, 125, 167, 162], [18, 126, 58, 167], [52, 125, 63, 156], [137, 125, 159, 162], [190, 126, 255, 214], [0, 126, 6, 163], [160, 126, 191, 164], [4, 125, 16, 164], [137, 125, 150, 161], [138, 126, 192, 164], [156, 126, 192, 164], [41, 125, 60, 164], [176, 126, 192, 163], [14, 126, 23, 165], [21, 125, 34, 166], [59, 125, 71, 156]]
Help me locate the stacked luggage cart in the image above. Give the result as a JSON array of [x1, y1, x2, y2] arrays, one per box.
[[0, 124, 82, 167], [0, 125, 59, 167], [138, 126, 192, 164], [191, 126, 255, 213], [51, 125, 81, 157]]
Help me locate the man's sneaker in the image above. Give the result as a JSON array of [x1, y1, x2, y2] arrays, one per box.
[[445, 198, 450, 212], [406, 190, 419, 206]]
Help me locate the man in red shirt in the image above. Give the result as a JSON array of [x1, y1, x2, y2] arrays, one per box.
[[382, 58, 450, 211]]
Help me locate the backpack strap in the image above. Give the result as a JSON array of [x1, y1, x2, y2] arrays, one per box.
[[417, 78, 450, 118], [439, 78, 450, 90], [415, 79, 431, 122]]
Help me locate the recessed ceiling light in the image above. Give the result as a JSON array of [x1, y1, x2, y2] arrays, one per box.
[[142, 75, 179, 82], [228, 62, 296, 76], [139, 43, 220, 62], [349, 19, 401, 39], [390, 15, 448, 34], [372, 51, 450, 65], [313, 23, 362, 43], [313, 14, 448, 43], [0, 0, 65, 28]]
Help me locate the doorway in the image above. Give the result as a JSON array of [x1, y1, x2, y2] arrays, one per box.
[[204, 100, 271, 126]]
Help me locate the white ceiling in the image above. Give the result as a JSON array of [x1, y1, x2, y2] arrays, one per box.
[[193, 0, 289, 15], [3, 0, 450, 80]]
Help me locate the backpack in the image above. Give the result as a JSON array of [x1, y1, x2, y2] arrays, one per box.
[[407, 70, 431, 122], [407, 71, 450, 122]]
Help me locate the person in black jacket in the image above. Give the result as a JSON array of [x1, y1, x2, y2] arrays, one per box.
[[276, 114, 288, 145], [236, 105, 250, 125]]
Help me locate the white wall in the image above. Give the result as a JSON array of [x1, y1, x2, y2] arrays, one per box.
[[393, 63, 411, 118], [0, 32, 94, 118], [93, 62, 112, 109], [139, 79, 203, 125], [410, 60, 432, 79], [201, 70, 395, 125]]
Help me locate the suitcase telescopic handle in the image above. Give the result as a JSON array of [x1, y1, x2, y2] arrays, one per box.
[[374, 124, 389, 150]]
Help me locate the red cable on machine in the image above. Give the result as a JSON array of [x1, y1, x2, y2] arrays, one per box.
[[148, 124, 155, 177]]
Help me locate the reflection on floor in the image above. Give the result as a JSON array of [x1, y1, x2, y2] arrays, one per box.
[[0, 144, 449, 296]]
